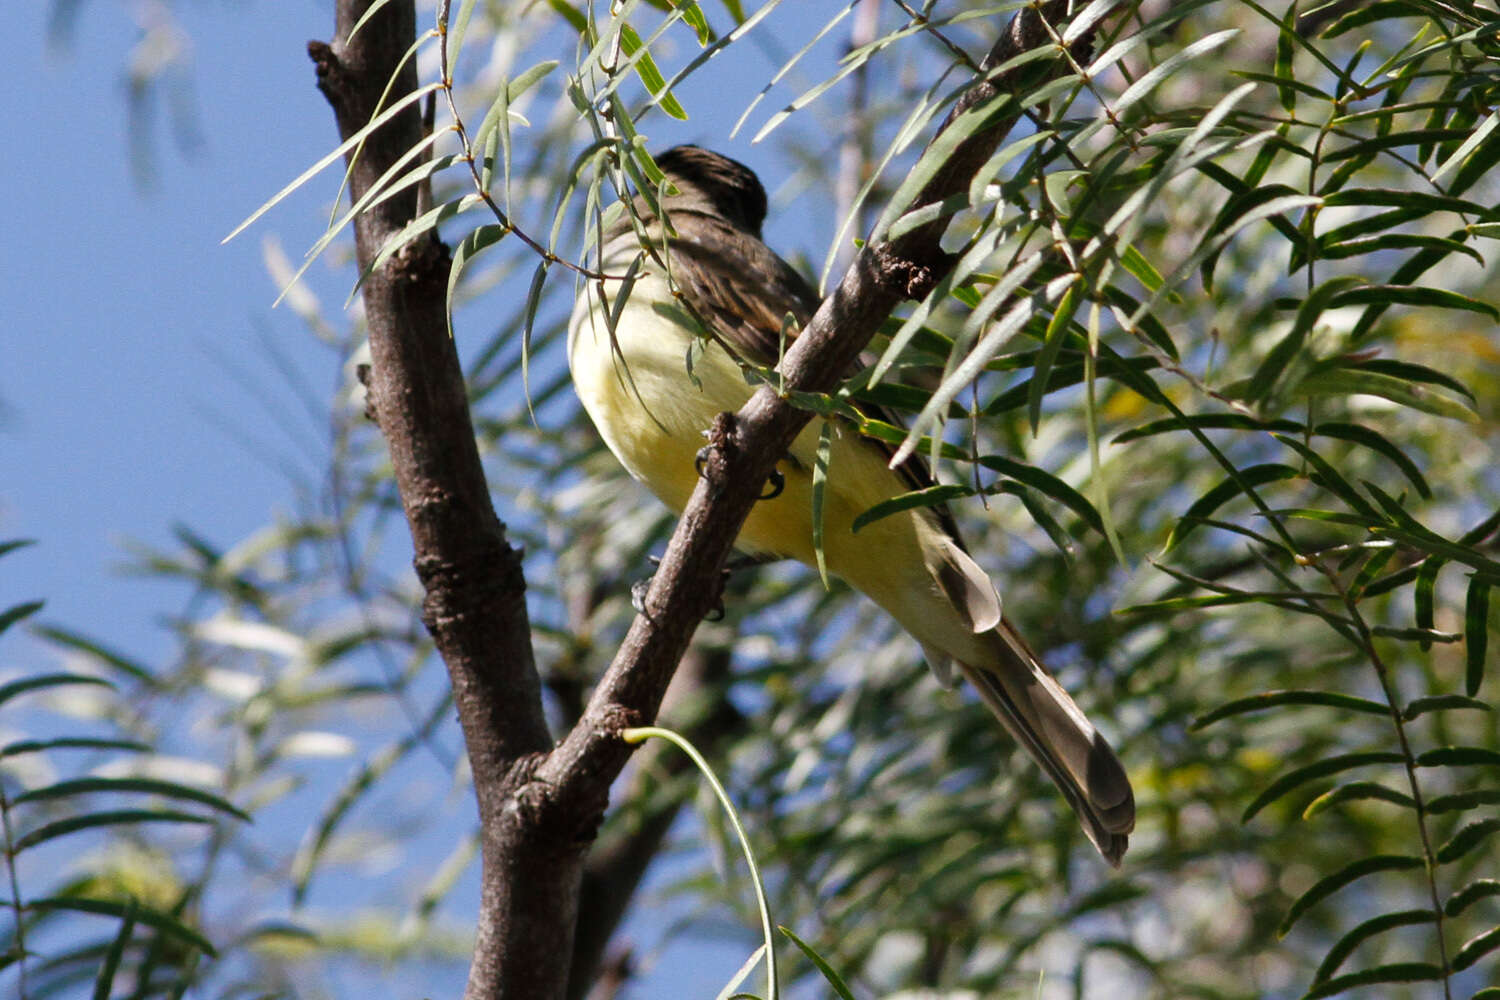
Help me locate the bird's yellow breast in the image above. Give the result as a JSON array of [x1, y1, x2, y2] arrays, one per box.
[[570, 263, 917, 565]]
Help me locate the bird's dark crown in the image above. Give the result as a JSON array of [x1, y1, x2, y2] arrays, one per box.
[[654, 145, 768, 237]]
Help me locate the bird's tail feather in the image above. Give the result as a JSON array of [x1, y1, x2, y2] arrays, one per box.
[[954, 621, 1134, 866]]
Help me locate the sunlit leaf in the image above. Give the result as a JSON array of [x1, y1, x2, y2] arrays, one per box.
[[1244, 751, 1406, 822]]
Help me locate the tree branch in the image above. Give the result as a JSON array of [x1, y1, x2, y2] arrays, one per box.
[[565, 641, 741, 1000], [313, 3, 569, 999]]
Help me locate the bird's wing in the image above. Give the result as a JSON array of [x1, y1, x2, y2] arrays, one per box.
[[661, 210, 975, 550]]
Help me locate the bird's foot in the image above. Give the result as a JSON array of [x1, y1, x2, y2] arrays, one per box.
[[693, 444, 785, 501], [629, 556, 662, 615], [631, 553, 778, 622]]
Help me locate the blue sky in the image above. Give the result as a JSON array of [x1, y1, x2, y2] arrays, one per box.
[[6, 1, 338, 656]]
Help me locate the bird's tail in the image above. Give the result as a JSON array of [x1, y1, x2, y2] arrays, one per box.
[[954, 621, 1135, 866]]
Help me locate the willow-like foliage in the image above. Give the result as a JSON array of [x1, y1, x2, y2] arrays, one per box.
[[15, 0, 1500, 997]]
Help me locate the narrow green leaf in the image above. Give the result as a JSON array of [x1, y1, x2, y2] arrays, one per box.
[[1445, 878, 1500, 917], [1196, 176, 1307, 292], [1349, 542, 1397, 598], [92, 898, 138, 1000], [1333, 283, 1499, 319], [1278, 855, 1424, 937], [1244, 752, 1406, 822], [677, 2, 713, 45], [0, 600, 44, 635], [811, 421, 833, 590], [31, 626, 156, 683], [14, 809, 216, 851], [350, 192, 487, 302], [1166, 464, 1300, 550], [713, 945, 766, 1000], [1436, 817, 1500, 864], [1449, 105, 1500, 196], [1320, 186, 1497, 220], [1313, 422, 1430, 499], [26, 897, 215, 957], [1415, 558, 1442, 648], [1273, 1, 1298, 112], [0, 672, 113, 708], [547, 0, 588, 32], [1323, 128, 1471, 163], [1317, 232, 1483, 267], [1403, 694, 1491, 720], [1115, 414, 1296, 443], [1245, 275, 1367, 406], [996, 481, 1076, 561], [447, 223, 510, 334], [1121, 592, 1316, 615], [1303, 962, 1443, 999], [1227, 71, 1329, 106], [870, 84, 1023, 242], [224, 81, 444, 244], [1303, 781, 1415, 818], [1115, 29, 1238, 114], [780, 926, 856, 1000], [518, 258, 552, 424], [1370, 624, 1462, 643], [1452, 925, 1500, 972], [977, 454, 1106, 537], [1465, 577, 1490, 696], [736, 1, 859, 141], [1029, 278, 1083, 435], [1418, 746, 1500, 768], [1360, 479, 1421, 531], [1349, 358, 1476, 403], [618, 23, 688, 120], [1313, 909, 1437, 984], [345, 0, 400, 45], [986, 355, 1164, 415], [1193, 690, 1389, 729], [1272, 435, 1380, 519], [852, 484, 970, 534], [1100, 285, 1179, 358], [12, 777, 250, 820], [445, 0, 481, 71], [0, 539, 35, 559], [1432, 109, 1500, 183], [0, 737, 150, 759], [1307, 208, 1426, 266]]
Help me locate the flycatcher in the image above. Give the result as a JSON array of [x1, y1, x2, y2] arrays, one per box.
[[568, 146, 1135, 863]]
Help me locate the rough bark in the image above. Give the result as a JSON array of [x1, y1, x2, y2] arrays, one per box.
[[313, 4, 574, 999]]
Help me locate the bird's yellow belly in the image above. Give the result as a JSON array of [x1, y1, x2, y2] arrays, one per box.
[[569, 286, 924, 576]]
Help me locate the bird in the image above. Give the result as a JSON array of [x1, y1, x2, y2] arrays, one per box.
[[567, 145, 1135, 864]]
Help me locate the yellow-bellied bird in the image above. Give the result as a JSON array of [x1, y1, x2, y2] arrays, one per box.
[[568, 146, 1134, 863]]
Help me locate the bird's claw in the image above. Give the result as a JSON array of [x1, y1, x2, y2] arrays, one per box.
[[694, 446, 785, 503], [630, 555, 663, 614]]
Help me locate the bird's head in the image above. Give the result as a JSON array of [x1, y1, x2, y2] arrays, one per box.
[[653, 145, 768, 238]]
